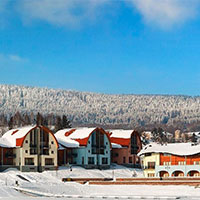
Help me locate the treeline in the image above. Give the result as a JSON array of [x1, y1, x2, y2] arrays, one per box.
[[0, 112, 71, 132], [2, 84, 200, 131]]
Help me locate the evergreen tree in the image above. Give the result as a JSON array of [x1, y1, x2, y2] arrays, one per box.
[[36, 112, 44, 126], [62, 115, 71, 128], [191, 133, 197, 143], [55, 116, 62, 131], [8, 116, 14, 129]]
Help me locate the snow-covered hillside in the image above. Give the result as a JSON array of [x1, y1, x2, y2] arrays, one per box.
[[0, 84, 200, 127]]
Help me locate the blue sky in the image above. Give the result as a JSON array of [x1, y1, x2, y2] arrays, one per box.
[[0, 0, 200, 95]]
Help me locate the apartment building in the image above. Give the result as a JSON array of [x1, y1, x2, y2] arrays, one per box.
[[139, 143, 200, 177], [0, 125, 58, 172]]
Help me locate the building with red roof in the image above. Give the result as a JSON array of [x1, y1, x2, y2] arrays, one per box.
[[0, 125, 58, 172], [110, 130, 142, 167], [55, 127, 111, 169]]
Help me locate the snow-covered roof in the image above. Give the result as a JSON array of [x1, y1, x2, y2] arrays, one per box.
[[68, 128, 97, 139], [111, 143, 122, 148], [109, 130, 133, 139], [0, 125, 58, 148], [1, 126, 35, 147], [56, 134, 79, 148], [109, 129, 141, 147], [55, 127, 100, 148], [139, 143, 200, 156], [0, 137, 13, 148]]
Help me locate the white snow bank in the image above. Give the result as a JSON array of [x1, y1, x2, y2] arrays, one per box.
[[0, 166, 200, 199]]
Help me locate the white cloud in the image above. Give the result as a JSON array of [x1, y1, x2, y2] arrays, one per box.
[[8, 54, 27, 62], [0, 0, 199, 30], [128, 0, 199, 29], [16, 0, 109, 27], [0, 53, 27, 63]]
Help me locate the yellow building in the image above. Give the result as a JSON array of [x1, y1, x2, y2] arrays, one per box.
[[140, 152, 160, 177], [0, 125, 58, 172]]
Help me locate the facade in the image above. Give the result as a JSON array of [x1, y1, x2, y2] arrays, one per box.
[[0, 126, 58, 172], [55, 127, 111, 169], [139, 143, 200, 177], [110, 130, 142, 167]]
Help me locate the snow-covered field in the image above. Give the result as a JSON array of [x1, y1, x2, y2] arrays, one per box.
[[0, 165, 200, 199]]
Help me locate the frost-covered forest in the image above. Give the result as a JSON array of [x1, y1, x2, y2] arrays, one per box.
[[0, 84, 200, 130]]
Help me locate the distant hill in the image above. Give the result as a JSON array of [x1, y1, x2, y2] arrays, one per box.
[[0, 84, 200, 131]]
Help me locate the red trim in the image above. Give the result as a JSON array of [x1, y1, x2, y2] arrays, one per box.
[[71, 127, 112, 148], [110, 138, 130, 147], [16, 126, 59, 148], [65, 129, 76, 137], [16, 126, 36, 147], [11, 130, 19, 135], [110, 130, 142, 147], [16, 137, 24, 146]]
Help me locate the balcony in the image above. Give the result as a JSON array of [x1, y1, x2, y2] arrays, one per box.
[[92, 145, 106, 149], [30, 144, 37, 148], [155, 165, 200, 177], [5, 153, 16, 159], [30, 149, 37, 155], [25, 162, 34, 166], [40, 144, 49, 149], [156, 164, 200, 171], [143, 166, 155, 170]]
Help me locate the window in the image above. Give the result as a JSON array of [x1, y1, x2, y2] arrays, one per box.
[[45, 158, 54, 165], [163, 162, 171, 166], [30, 148, 37, 155], [91, 130, 105, 155], [30, 129, 36, 147], [148, 173, 155, 177], [123, 157, 126, 164], [51, 141, 54, 144], [25, 140, 28, 144], [25, 150, 28, 154], [145, 153, 152, 157], [129, 157, 132, 163], [88, 150, 90, 153], [106, 151, 108, 154], [82, 157, 84, 165], [194, 161, 200, 165], [40, 149, 49, 155], [131, 133, 139, 154], [102, 158, 108, 164], [113, 153, 119, 157], [88, 157, 94, 164], [178, 161, 186, 165], [40, 129, 49, 148], [148, 162, 155, 169], [88, 141, 90, 144], [51, 151, 54, 154], [25, 158, 34, 165]]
